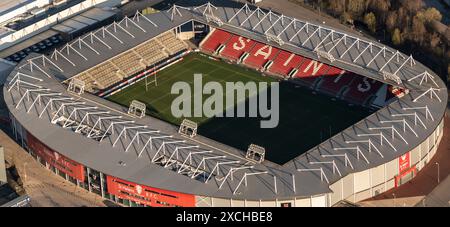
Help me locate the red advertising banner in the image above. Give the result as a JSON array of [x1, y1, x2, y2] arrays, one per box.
[[27, 134, 85, 182], [106, 176, 196, 207], [398, 152, 410, 174], [395, 166, 416, 187]]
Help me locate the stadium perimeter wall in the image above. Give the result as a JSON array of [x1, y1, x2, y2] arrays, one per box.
[[6, 110, 444, 207]]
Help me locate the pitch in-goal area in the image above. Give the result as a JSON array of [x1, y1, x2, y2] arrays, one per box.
[[108, 53, 371, 165]]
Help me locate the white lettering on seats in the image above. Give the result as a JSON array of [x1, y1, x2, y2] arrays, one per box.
[[357, 77, 376, 92], [303, 60, 323, 76], [233, 37, 251, 50], [283, 53, 295, 67], [333, 70, 346, 83], [254, 45, 272, 59]]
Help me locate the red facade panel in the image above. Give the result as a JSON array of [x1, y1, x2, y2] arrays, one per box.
[[27, 134, 85, 181], [398, 152, 410, 174], [106, 176, 196, 207]]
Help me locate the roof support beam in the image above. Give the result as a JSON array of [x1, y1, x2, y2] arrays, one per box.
[[240, 7, 264, 26], [133, 11, 158, 27], [297, 168, 329, 183], [177, 150, 213, 174], [276, 18, 296, 38], [87, 116, 122, 138], [38, 97, 73, 118], [205, 161, 241, 183], [321, 154, 354, 170], [333, 147, 370, 164], [99, 120, 135, 142], [327, 34, 346, 54], [313, 30, 334, 51], [124, 130, 161, 152], [352, 42, 372, 63], [289, 22, 308, 42], [74, 111, 110, 133], [366, 46, 386, 67], [379, 51, 400, 72], [227, 3, 251, 23], [346, 139, 384, 158], [301, 25, 320, 46]]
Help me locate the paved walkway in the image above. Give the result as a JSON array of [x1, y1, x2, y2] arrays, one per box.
[[415, 174, 450, 207]]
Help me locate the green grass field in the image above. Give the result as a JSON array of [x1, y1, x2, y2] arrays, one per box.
[[108, 53, 371, 164]]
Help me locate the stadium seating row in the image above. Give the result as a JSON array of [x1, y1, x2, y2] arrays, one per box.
[[76, 73, 96, 92], [86, 61, 123, 90], [73, 30, 188, 93], [111, 51, 145, 76], [200, 28, 385, 106], [134, 39, 168, 66], [200, 29, 232, 53], [157, 31, 188, 55]]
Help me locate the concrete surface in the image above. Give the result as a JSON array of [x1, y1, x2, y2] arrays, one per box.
[[0, 130, 106, 207]]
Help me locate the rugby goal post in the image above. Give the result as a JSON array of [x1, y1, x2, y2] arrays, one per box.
[[145, 64, 158, 92]]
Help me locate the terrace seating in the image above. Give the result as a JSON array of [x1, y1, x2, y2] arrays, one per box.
[[342, 76, 384, 105], [72, 32, 182, 94], [292, 59, 331, 87], [134, 39, 168, 66], [220, 35, 256, 61], [112, 51, 145, 76], [243, 43, 280, 69], [317, 70, 354, 96], [86, 62, 122, 90], [157, 31, 188, 55], [75, 73, 96, 93], [200, 29, 233, 53], [294, 59, 331, 79], [267, 51, 304, 77]]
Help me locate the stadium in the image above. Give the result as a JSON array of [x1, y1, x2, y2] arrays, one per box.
[[2, 0, 447, 207]]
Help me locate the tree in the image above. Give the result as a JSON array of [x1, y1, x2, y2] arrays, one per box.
[[386, 11, 398, 32], [347, 0, 366, 17], [327, 0, 345, 17], [364, 12, 377, 33], [423, 7, 442, 23], [397, 7, 410, 29], [447, 64, 450, 83], [368, 0, 390, 23], [430, 33, 441, 48], [392, 28, 403, 45], [401, 0, 424, 14], [340, 12, 353, 25], [411, 15, 426, 45]]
